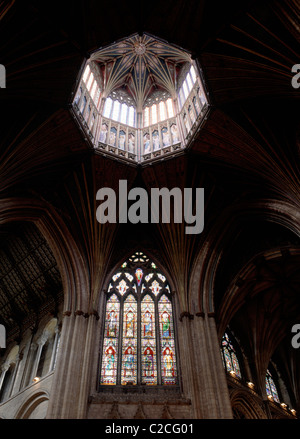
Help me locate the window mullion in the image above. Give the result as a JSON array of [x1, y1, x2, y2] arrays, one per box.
[[155, 297, 162, 386], [137, 293, 141, 385], [117, 295, 123, 385]]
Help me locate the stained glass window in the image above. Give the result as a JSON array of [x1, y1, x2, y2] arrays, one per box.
[[265, 369, 280, 403], [141, 295, 157, 385], [159, 295, 177, 384], [221, 332, 241, 379], [121, 295, 137, 384], [100, 294, 120, 385], [100, 251, 178, 387]]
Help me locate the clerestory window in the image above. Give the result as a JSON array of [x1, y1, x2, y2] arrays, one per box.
[[72, 32, 209, 164], [221, 332, 242, 379], [99, 252, 178, 387], [265, 368, 280, 403]]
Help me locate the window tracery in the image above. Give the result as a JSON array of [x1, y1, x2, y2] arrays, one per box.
[[100, 252, 178, 387], [265, 368, 280, 403], [72, 32, 209, 164], [221, 332, 242, 379]]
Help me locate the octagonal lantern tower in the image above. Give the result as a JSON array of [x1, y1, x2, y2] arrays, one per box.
[[71, 33, 209, 165]]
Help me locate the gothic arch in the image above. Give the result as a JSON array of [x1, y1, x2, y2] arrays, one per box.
[[229, 388, 266, 419], [15, 391, 49, 419], [97, 251, 179, 387], [217, 246, 300, 339], [0, 197, 89, 312], [189, 198, 300, 316], [101, 247, 177, 302]]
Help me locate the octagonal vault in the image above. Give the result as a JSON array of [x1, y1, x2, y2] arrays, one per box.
[[71, 33, 209, 165]]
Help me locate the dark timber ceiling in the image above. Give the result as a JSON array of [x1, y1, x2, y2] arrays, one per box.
[[0, 222, 62, 334]]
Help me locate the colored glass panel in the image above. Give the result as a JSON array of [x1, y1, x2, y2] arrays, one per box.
[[121, 339, 137, 385], [266, 369, 280, 402], [101, 294, 120, 384], [101, 254, 178, 387], [159, 295, 177, 384], [221, 332, 241, 378], [125, 272, 134, 282], [105, 295, 119, 338], [121, 295, 137, 384], [141, 295, 157, 385], [135, 268, 143, 286], [145, 273, 154, 282], [161, 339, 177, 385], [142, 339, 157, 385], [112, 272, 121, 281], [232, 352, 241, 378], [116, 279, 129, 295], [151, 280, 162, 296], [224, 348, 232, 371]]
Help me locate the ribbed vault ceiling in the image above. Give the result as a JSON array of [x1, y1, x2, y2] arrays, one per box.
[[0, 0, 299, 360], [90, 32, 191, 107]]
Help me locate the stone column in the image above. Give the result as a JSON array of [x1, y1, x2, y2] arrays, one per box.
[[45, 311, 74, 418], [0, 363, 10, 390], [76, 312, 99, 418], [46, 310, 91, 419], [49, 327, 60, 373], [30, 335, 48, 382], [190, 313, 233, 418], [177, 312, 203, 418], [8, 355, 20, 398]]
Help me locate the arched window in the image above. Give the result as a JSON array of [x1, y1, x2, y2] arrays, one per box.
[[0, 345, 19, 402], [100, 252, 178, 387], [221, 332, 241, 379], [265, 368, 280, 403]]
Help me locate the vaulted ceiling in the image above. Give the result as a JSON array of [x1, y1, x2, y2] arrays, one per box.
[[0, 0, 299, 373], [90, 32, 191, 107]]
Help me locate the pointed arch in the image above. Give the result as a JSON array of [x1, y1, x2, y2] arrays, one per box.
[[230, 388, 267, 419], [15, 391, 49, 419], [189, 198, 300, 317], [99, 251, 178, 387], [0, 197, 89, 312]]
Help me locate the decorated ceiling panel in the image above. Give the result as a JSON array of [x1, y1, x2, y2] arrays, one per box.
[[90, 33, 191, 108]]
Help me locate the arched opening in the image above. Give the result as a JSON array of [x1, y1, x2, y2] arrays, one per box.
[[99, 251, 178, 388]]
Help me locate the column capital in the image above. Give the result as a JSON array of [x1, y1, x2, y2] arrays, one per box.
[[74, 310, 89, 318], [1, 362, 10, 373], [37, 333, 48, 346], [179, 311, 194, 321]]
